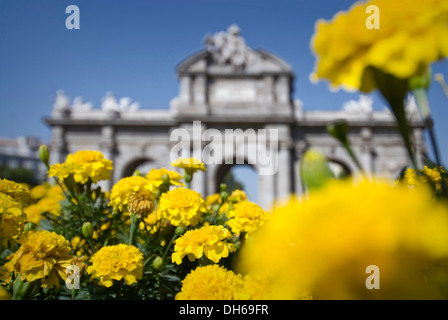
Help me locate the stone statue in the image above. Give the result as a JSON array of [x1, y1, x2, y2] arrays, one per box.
[[72, 96, 93, 112], [101, 91, 120, 117], [342, 95, 373, 114], [118, 97, 140, 112], [52, 90, 71, 117], [204, 24, 253, 70]]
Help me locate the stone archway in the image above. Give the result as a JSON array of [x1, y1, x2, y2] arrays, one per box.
[[327, 158, 352, 178], [121, 158, 158, 178], [214, 159, 259, 204]]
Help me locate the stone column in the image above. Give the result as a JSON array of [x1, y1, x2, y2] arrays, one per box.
[[192, 75, 207, 113], [360, 127, 374, 176], [179, 76, 192, 104], [413, 127, 426, 168], [50, 125, 67, 165], [294, 140, 308, 196], [258, 169, 275, 210], [276, 141, 292, 200], [99, 125, 116, 190], [275, 75, 290, 104], [263, 75, 274, 105]]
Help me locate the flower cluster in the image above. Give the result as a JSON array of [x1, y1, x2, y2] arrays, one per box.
[[48, 150, 113, 184], [24, 183, 64, 224]]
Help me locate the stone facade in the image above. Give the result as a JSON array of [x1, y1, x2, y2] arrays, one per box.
[[44, 25, 426, 209]]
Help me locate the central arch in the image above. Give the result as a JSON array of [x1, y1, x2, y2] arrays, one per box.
[[214, 161, 259, 204]]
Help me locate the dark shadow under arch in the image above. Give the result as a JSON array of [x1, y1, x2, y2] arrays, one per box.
[[121, 158, 154, 178]]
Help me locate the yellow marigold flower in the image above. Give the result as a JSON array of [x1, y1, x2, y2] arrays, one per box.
[[176, 265, 243, 300], [422, 165, 445, 192], [172, 225, 235, 264], [49, 150, 113, 184], [228, 189, 248, 203], [109, 176, 154, 213], [159, 187, 207, 227], [239, 179, 448, 299], [205, 193, 221, 208], [145, 168, 184, 189], [0, 193, 27, 248], [141, 211, 162, 234], [172, 158, 206, 173], [127, 189, 155, 218], [176, 265, 270, 300], [24, 185, 64, 224], [226, 201, 268, 239], [23, 204, 43, 225], [29, 183, 49, 201], [403, 166, 446, 192], [310, 0, 448, 92], [404, 167, 419, 186], [0, 179, 30, 207], [233, 274, 274, 300], [8, 230, 73, 288], [87, 244, 143, 287]]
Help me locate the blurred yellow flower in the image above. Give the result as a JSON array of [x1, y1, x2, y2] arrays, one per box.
[[145, 168, 184, 189], [0, 193, 27, 248], [87, 244, 143, 287], [109, 176, 154, 213], [159, 187, 207, 227], [239, 179, 448, 299], [48, 150, 113, 184], [29, 183, 49, 201], [172, 158, 206, 173], [24, 185, 64, 224], [228, 189, 248, 203], [310, 0, 448, 92], [8, 230, 73, 288], [226, 201, 268, 239], [0, 178, 30, 207], [172, 225, 235, 264]]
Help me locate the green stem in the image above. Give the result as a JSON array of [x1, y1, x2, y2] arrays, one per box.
[[161, 232, 177, 261], [87, 239, 96, 253], [128, 213, 138, 246], [343, 141, 368, 179], [412, 88, 442, 166], [370, 67, 418, 170]]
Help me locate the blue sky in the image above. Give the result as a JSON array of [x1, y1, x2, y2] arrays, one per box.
[[1, 0, 448, 201]]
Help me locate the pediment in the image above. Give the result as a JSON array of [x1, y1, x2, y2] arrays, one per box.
[[176, 24, 293, 77]]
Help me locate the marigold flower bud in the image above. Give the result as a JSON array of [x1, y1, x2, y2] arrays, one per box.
[[409, 67, 431, 90], [82, 222, 94, 239], [152, 256, 163, 270], [162, 174, 170, 185], [39, 145, 49, 167], [175, 225, 185, 236], [24, 222, 35, 233], [300, 149, 334, 191]]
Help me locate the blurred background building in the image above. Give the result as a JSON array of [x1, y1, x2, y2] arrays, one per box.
[[43, 25, 426, 209], [0, 135, 47, 185]]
